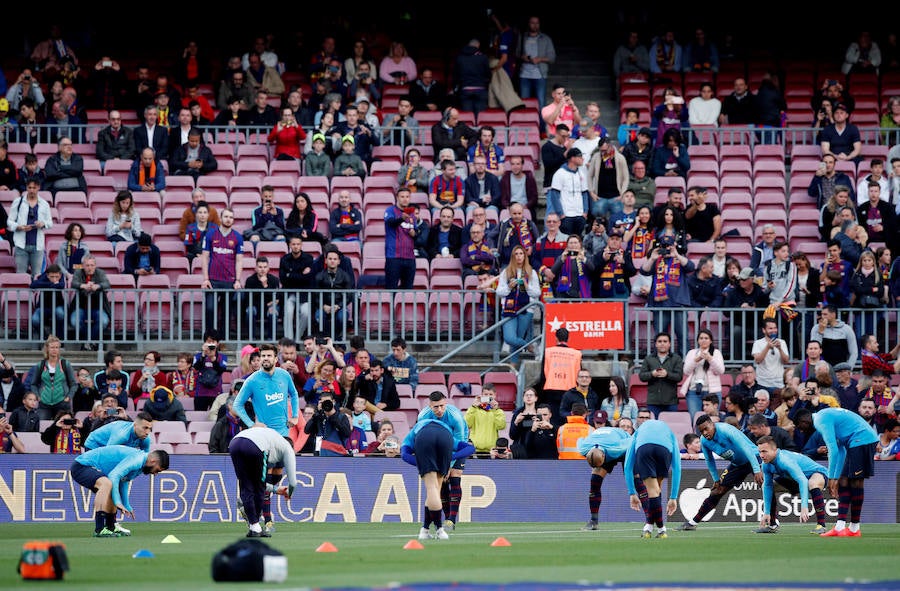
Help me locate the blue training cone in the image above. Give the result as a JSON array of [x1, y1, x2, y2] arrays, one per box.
[[132, 549, 155, 558]]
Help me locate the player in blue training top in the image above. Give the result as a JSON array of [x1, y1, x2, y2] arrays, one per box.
[[70, 445, 169, 537], [624, 419, 682, 539], [417, 389, 469, 530], [813, 407, 879, 537], [232, 342, 300, 534], [756, 435, 829, 535], [83, 411, 154, 452], [576, 424, 647, 531], [402, 398, 476, 541], [678, 413, 763, 531]]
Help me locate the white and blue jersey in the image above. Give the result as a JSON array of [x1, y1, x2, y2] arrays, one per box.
[[234, 368, 300, 437], [75, 445, 147, 512], [700, 422, 761, 481], [624, 420, 681, 496], [576, 426, 632, 459], [83, 420, 151, 452], [812, 408, 879, 479], [761, 448, 827, 515]]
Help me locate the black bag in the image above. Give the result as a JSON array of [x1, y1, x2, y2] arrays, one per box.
[[198, 366, 222, 388], [211, 539, 287, 583], [859, 294, 881, 308]]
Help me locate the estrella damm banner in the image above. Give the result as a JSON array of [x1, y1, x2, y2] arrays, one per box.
[[544, 301, 625, 350]]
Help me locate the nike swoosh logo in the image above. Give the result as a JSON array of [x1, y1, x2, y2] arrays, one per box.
[[854, 470, 863, 476]]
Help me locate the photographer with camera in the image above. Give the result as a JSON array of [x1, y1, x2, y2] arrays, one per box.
[[508, 387, 540, 458], [464, 384, 507, 455], [303, 391, 352, 457], [640, 233, 695, 355], [192, 330, 228, 412], [5, 68, 45, 112]]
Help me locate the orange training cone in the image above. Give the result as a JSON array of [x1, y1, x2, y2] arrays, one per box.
[[491, 537, 511, 547], [315, 542, 338, 552], [403, 539, 425, 550]]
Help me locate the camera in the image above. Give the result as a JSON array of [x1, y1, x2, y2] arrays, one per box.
[[315, 336, 327, 346], [106, 408, 118, 416], [63, 418, 77, 426], [23, 74, 31, 80], [659, 246, 671, 256], [567, 250, 577, 257], [102, 60, 113, 68], [0, 413, 6, 419], [321, 399, 334, 412], [205, 344, 217, 351], [480, 395, 492, 403]]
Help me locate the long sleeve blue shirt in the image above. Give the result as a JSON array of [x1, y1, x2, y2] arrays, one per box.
[[234, 367, 300, 437], [761, 449, 827, 515], [700, 422, 761, 481], [75, 445, 147, 512], [812, 408, 879, 479], [624, 419, 681, 496], [83, 420, 150, 452]]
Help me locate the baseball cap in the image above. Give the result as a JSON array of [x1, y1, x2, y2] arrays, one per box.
[[738, 267, 756, 281], [312, 132, 326, 144], [833, 103, 850, 114], [592, 410, 609, 423], [240, 344, 259, 358], [0, 98, 8, 111], [833, 362, 852, 372], [565, 147, 583, 159], [341, 134, 355, 145]]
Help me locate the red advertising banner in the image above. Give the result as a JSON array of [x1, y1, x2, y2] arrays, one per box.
[[544, 301, 626, 350]]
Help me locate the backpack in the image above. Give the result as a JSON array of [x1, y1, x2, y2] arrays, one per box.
[[211, 539, 286, 583], [18, 541, 69, 580]]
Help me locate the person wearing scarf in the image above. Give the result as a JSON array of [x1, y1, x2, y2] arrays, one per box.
[[550, 235, 593, 299], [640, 237, 695, 354], [496, 203, 539, 267], [460, 224, 497, 279], [40, 410, 84, 454], [591, 230, 635, 298], [168, 352, 199, 399], [468, 126, 505, 178]]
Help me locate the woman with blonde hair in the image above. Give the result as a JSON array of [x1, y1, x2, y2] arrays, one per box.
[[495, 245, 541, 361], [850, 249, 887, 341]]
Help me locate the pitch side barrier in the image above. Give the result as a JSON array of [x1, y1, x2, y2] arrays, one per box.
[[2, 456, 898, 524]]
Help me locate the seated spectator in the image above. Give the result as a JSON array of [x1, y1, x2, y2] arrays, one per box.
[[332, 134, 366, 179], [460, 223, 497, 280], [304, 133, 332, 178], [30, 263, 67, 337], [397, 147, 430, 195], [105, 190, 144, 244], [95, 110, 136, 171], [425, 206, 463, 260], [649, 128, 690, 179], [428, 158, 465, 214], [808, 153, 855, 209], [126, 147, 166, 201], [130, 350, 170, 403], [463, 154, 502, 214], [681, 432, 704, 460], [9, 391, 40, 433], [462, 206, 500, 248], [143, 385, 188, 425], [212, 94, 251, 127], [16, 152, 46, 192], [328, 190, 362, 242], [44, 136, 87, 196], [244, 185, 286, 244], [285, 192, 327, 245], [122, 232, 161, 278], [208, 395, 249, 453], [171, 128, 217, 181], [168, 352, 200, 400], [243, 256, 281, 342]]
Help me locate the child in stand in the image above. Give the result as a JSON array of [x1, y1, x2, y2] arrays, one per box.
[[349, 394, 373, 433], [17, 153, 46, 192], [821, 269, 849, 309], [617, 108, 641, 147], [333, 135, 366, 179], [304, 133, 332, 178]]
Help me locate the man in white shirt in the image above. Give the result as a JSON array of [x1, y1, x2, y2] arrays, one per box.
[[750, 319, 791, 396]]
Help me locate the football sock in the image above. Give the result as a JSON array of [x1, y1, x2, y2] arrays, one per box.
[[263, 473, 280, 522], [811, 488, 826, 526], [105, 512, 116, 530], [849, 483, 864, 524], [693, 493, 721, 522], [837, 483, 851, 522], [441, 481, 450, 517], [835, 519, 846, 531], [589, 474, 603, 519], [423, 507, 433, 529], [642, 523, 653, 533], [648, 496, 663, 528], [634, 477, 650, 517], [430, 509, 443, 529], [448, 476, 461, 523], [848, 522, 860, 533], [95, 511, 107, 533], [249, 522, 262, 533]]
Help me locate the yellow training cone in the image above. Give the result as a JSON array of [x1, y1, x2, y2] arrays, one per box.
[[315, 542, 338, 552], [403, 540, 425, 550], [161, 535, 181, 544], [490, 537, 511, 547]]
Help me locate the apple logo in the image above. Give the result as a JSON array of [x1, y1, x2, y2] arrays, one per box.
[[679, 478, 714, 521]]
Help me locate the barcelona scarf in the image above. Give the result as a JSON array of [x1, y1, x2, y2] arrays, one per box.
[[764, 303, 798, 323], [629, 227, 653, 260], [474, 142, 500, 172], [54, 430, 81, 454], [653, 256, 681, 302], [556, 257, 590, 298]]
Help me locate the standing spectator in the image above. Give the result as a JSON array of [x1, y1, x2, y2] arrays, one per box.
[[808, 153, 855, 209], [639, 332, 685, 418], [751, 319, 791, 396], [382, 337, 419, 391], [465, 384, 507, 454], [312, 248, 353, 340], [169, 352, 200, 401], [517, 16, 556, 108], [193, 330, 228, 412], [586, 136, 630, 222], [640, 235, 695, 353], [95, 110, 136, 172], [719, 77, 757, 126], [69, 255, 111, 348], [809, 304, 859, 368], [384, 188, 420, 290], [819, 104, 862, 165], [268, 108, 306, 161], [495, 245, 541, 361], [546, 147, 589, 236], [23, 335, 76, 420], [44, 136, 87, 196], [5, 69, 45, 112], [454, 39, 491, 119], [652, 87, 689, 146], [183, 201, 216, 266], [680, 328, 726, 420], [541, 84, 580, 139], [9, 391, 41, 433], [279, 236, 315, 341], [7, 178, 52, 275], [201, 208, 243, 337], [540, 327, 582, 422]]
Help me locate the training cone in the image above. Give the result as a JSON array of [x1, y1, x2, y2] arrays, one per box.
[[132, 549, 154, 558], [403, 540, 425, 550], [315, 542, 338, 553], [490, 537, 511, 547], [160, 535, 181, 544]]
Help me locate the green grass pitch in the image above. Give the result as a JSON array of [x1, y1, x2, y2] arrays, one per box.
[[4, 521, 898, 590]]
